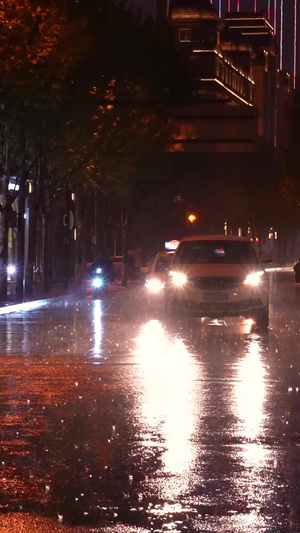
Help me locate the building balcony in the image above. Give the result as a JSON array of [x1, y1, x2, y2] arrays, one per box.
[[189, 47, 254, 106]]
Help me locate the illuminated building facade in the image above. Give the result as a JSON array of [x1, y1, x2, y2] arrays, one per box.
[[164, 0, 289, 152], [224, 12, 276, 145], [168, 0, 257, 152]]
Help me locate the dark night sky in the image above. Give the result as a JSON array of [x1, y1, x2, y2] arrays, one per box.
[[128, 0, 297, 78]]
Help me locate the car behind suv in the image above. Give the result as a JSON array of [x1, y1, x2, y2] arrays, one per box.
[[144, 251, 173, 307], [164, 235, 269, 328]]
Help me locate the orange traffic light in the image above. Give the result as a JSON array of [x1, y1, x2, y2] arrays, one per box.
[[187, 213, 197, 223]]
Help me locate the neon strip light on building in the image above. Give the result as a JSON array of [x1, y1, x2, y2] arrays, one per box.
[[226, 16, 273, 31], [219, 0, 222, 18], [201, 78, 253, 106], [254, 0, 257, 13], [294, 0, 297, 89], [267, 0, 271, 21], [227, 0, 230, 12], [279, 0, 283, 70], [274, 0, 277, 34], [237, 0, 240, 12]]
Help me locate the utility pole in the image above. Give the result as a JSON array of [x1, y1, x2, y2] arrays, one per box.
[[63, 180, 70, 290], [16, 159, 26, 301], [0, 130, 10, 302]]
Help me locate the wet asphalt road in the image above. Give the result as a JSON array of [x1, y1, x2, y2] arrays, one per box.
[[0, 270, 300, 533]]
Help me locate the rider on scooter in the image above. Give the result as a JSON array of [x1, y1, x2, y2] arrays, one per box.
[[89, 253, 115, 283]]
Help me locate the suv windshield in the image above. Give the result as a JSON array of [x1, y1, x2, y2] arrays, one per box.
[[173, 240, 258, 265]]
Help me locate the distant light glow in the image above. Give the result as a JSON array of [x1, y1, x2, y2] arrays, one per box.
[[7, 265, 16, 275]]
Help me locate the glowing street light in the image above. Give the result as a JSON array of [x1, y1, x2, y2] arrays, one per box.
[[187, 213, 197, 224]]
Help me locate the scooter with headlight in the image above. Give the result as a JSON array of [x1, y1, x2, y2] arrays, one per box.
[[92, 267, 109, 298]]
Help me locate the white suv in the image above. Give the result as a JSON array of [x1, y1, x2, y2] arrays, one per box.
[[164, 235, 269, 328]]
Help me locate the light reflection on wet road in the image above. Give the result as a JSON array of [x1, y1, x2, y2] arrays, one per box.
[[0, 270, 300, 532]]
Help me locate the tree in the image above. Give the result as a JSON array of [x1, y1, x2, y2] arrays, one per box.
[[0, 0, 90, 299], [47, 0, 185, 285], [0, 0, 187, 297]]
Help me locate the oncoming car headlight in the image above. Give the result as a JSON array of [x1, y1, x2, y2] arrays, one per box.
[[243, 270, 265, 287], [146, 278, 164, 293], [169, 271, 187, 287]]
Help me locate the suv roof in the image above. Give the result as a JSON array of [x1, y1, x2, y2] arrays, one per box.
[[180, 235, 251, 243]]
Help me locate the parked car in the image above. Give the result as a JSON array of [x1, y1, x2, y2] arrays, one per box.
[[164, 235, 269, 328]]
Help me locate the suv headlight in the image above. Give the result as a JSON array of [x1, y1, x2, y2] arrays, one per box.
[[169, 271, 187, 287], [243, 270, 265, 287]]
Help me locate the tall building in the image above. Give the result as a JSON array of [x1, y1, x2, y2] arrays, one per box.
[[224, 12, 276, 144], [165, 0, 287, 152]]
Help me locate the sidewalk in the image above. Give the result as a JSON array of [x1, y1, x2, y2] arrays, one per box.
[[0, 282, 76, 314], [0, 279, 142, 314]]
